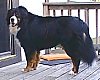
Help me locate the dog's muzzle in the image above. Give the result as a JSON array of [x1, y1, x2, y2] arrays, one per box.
[[10, 16, 18, 26], [9, 16, 21, 35]]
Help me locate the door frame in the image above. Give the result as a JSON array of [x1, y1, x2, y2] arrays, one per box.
[[0, 0, 22, 68]]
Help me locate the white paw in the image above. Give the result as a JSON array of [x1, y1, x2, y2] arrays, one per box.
[[69, 70, 77, 76], [21, 68, 25, 72], [21, 68, 34, 72], [92, 60, 97, 67]]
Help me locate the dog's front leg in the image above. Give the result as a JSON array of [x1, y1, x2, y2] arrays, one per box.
[[23, 51, 38, 72], [24, 51, 40, 72], [31, 51, 40, 70]]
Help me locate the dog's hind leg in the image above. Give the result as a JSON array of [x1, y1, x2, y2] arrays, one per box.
[[69, 57, 80, 75], [64, 49, 80, 75]]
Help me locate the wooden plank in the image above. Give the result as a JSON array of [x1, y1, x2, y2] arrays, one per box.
[[0, 61, 26, 72], [0, 60, 100, 80], [39, 76, 57, 80], [43, 2, 100, 10], [27, 64, 67, 80], [70, 60, 100, 80], [9, 64, 52, 80], [0, 68, 23, 80], [40, 62, 82, 80], [56, 62, 88, 80], [43, 2, 100, 6], [39, 63, 71, 80], [85, 67, 100, 80], [0, 61, 26, 80], [46, 63, 71, 78]]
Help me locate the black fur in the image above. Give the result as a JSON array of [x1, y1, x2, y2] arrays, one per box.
[[7, 6, 96, 72]]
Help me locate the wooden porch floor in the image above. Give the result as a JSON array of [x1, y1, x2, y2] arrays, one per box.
[[0, 56, 100, 80]]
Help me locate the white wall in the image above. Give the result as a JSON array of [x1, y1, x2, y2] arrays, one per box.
[[19, 0, 91, 16], [19, 0, 44, 16]]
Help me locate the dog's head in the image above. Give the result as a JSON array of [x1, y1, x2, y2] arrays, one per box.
[[6, 6, 28, 34]]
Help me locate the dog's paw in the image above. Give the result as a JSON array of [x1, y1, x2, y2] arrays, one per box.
[[68, 70, 77, 76], [21, 68, 25, 72], [21, 68, 34, 72]]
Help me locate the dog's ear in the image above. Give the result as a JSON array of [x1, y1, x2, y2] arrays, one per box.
[[6, 9, 11, 25], [6, 8, 15, 25], [18, 6, 28, 12], [16, 6, 28, 18]]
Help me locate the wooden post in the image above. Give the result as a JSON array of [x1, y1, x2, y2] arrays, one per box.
[[96, 9, 98, 45], [67, 0, 70, 2], [43, 0, 50, 16], [68, 9, 71, 16], [78, 9, 80, 18], [53, 10, 56, 16], [44, 0, 50, 54], [61, 10, 63, 16], [85, 8, 89, 26], [45, 0, 49, 2], [43, 4, 50, 16]]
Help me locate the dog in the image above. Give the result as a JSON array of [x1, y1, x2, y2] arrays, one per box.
[[6, 6, 96, 74]]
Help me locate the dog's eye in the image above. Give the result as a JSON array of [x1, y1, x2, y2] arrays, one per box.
[[17, 18, 20, 21], [16, 15, 19, 17]]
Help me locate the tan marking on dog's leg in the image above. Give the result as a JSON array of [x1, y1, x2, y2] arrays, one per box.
[[23, 51, 40, 72], [23, 53, 36, 72], [23, 61, 34, 72], [34, 51, 40, 70], [30, 52, 37, 70], [69, 58, 80, 75], [31, 51, 40, 70]]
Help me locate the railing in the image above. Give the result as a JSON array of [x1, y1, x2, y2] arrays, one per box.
[[43, 1, 100, 50]]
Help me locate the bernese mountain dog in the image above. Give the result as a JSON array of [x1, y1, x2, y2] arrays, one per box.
[[6, 6, 96, 75]]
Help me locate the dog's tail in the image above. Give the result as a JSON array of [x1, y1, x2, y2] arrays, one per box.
[[79, 23, 97, 65]]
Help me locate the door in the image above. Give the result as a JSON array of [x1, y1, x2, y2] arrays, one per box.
[[0, 0, 21, 68]]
